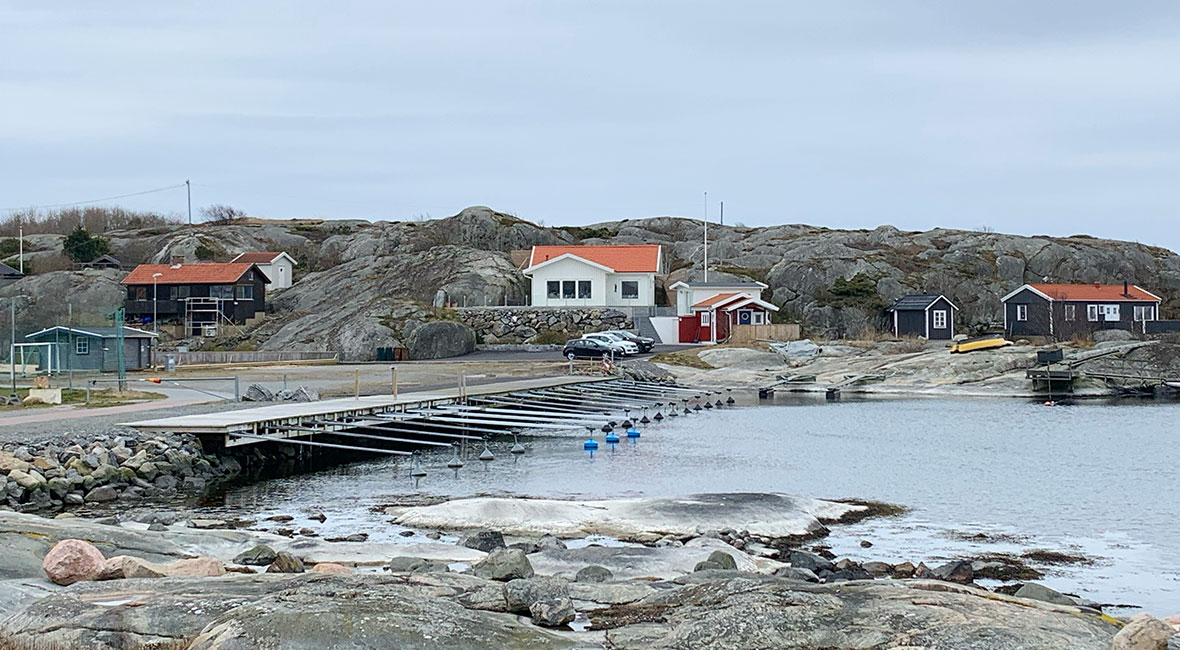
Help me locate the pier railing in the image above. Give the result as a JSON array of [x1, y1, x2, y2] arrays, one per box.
[[173, 350, 338, 366]]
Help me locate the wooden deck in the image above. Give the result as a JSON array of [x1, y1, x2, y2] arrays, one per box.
[[125, 375, 612, 436]]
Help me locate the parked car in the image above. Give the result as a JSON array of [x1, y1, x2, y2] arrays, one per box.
[[584, 332, 639, 356], [602, 329, 655, 353], [563, 337, 612, 360]]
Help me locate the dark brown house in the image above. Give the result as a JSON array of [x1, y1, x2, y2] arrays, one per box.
[[887, 294, 957, 340], [121, 262, 270, 336], [1001, 283, 1160, 340]]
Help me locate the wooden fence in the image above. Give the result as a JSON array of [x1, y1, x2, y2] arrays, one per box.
[[173, 350, 338, 366], [728, 323, 801, 344]]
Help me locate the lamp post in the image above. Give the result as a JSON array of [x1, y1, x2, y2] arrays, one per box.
[[152, 272, 163, 333]]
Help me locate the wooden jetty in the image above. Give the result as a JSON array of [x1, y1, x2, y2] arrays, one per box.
[[126, 375, 717, 456]]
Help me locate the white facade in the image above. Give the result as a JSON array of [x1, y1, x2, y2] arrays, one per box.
[[233, 252, 297, 290], [527, 256, 656, 307]]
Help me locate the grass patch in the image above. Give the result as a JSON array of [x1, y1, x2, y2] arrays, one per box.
[[650, 350, 714, 369]]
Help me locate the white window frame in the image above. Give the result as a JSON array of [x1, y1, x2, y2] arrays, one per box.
[[1016, 304, 1028, 322], [75, 338, 90, 355], [932, 309, 947, 329], [1133, 305, 1152, 322], [1064, 304, 1076, 321], [1103, 304, 1120, 322], [561, 280, 576, 299], [576, 280, 592, 300], [1086, 304, 1099, 322], [546, 281, 560, 299], [620, 280, 639, 300], [752, 311, 766, 325], [700, 311, 711, 326]]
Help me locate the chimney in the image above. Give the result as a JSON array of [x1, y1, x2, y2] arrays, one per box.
[[1094, 282, 1100, 289], [170, 255, 184, 266], [1124, 280, 1130, 297]]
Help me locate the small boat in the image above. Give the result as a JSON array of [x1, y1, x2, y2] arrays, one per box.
[[950, 334, 1013, 354]]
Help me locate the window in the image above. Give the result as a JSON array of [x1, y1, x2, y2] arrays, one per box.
[[1134, 305, 1153, 322], [210, 285, 234, 300], [1016, 304, 1028, 322], [1087, 304, 1099, 322], [752, 311, 766, 325], [1064, 304, 1076, 321], [621, 281, 639, 299], [562, 280, 576, 299], [128, 287, 147, 301], [171, 286, 190, 300], [235, 285, 254, 300], [1103, 304, 1120, 321], [700, 311, 711, 326], [546, 281, 560, 299], [932, 310, 947, 329], [576, 280, 592, 299], [75, 338, 89, 355]]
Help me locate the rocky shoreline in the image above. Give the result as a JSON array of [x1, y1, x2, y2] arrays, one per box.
[[0, 491, 1176, 649]]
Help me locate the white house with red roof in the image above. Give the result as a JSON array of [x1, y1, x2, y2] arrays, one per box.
[[683, 291, 780, 343], [231, 251, 297, 289], [1001, 282, 1161, 339], [523, 245, 663, 307]]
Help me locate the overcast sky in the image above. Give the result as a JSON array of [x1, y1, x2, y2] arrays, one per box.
[[2, 2, 1180, 250]]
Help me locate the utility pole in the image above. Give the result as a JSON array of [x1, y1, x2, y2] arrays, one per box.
[[17, 226, 22, 274], [720, 201, 724, 227], [186, 179, 192, 226], [703, 192, 709, 283], [114, 307, 126, 391], [9, 298, 15, 395]]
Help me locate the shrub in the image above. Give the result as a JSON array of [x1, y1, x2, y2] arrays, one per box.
[[194, 244, 216, 261], [62, 226, 111, 263]]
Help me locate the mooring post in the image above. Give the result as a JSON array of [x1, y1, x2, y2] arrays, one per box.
[[283, 374, 288, 390], [354, 368, 360, 399], [234, 377, 240, 401], [391, 366, 398, 398]]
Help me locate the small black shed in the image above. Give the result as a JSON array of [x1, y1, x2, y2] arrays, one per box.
[[888, 294, 958, 340]]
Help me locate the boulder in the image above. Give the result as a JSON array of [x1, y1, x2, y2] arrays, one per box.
[[0, 451, 32, 473], [772, 566, 819, 582], [310, 562, 352, 575], [862, 561, 893, 577], [266, 552, 306, 574], [100, 555, 169, 580], [167, 557, 225, 577], [233, 544, 278, 566], [386, 556, 450, 573], [788, 550, 833, 573], [930, 560, 974, 584], [473, 548, 534, 582], [8, 468, 47, 491], [1013, 582, 1076, 606], [460, 529, 506, 553], [406, 321, 477, 360], [242, 383, 275, 401], [42, 539, 106, 585], [503, 577, 576, 627], [84, 485, 118, 502], [575, 565, 613, 583], [1111, 613, 1175, 650]]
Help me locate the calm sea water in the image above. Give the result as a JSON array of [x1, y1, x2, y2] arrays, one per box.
[[201, 394, 1180, 615]]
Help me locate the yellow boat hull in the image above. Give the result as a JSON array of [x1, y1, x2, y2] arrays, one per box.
[[950, 337, 1013, 354]]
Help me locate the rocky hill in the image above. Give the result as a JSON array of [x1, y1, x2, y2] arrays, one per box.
[[7, 206, 1179, 358]]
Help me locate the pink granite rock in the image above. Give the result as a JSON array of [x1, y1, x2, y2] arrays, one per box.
[[42, 539, 105, 585], [310, 562, 352, 575], [1112, 613, 1175, 650], [165, 557, 225, 577]]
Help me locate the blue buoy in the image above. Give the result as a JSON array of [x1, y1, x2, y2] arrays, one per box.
[[605, 432, 619, 444], [584, 439, 599, 450], [626, 428, 641, 439]]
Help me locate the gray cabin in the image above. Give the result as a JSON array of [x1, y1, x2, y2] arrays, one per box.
[[24, 326, 157, 372], [0, 261, 22, 289], [1001, 283, 1161, 340], [888, 294, 957, 340]]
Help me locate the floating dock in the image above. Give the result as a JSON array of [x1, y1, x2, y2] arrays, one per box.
[[126, 375, 720, 456]]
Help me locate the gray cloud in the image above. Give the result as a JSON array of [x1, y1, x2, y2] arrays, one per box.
[[2, 1, 1179, 250]]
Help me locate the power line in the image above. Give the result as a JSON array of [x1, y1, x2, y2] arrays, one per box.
[[0, 183, 188, 212]]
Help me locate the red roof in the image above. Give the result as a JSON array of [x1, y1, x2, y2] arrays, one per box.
[[231, 252, 282, 264], [527, 245, 661, 273], [692, 292, 741, 308], [122, 263, 258, 285], [1027, 283, 1160, 302]]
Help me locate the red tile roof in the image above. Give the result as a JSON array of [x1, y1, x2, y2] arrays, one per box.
[[231, 252, 282, 264], [692, 292, 741, 308], [122, 263, 257, 285], [528, 245, 661, 273], [1027, 283, 1160, 302]]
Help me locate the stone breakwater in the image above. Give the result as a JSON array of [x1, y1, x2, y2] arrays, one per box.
[[456, 307, 631, 344], [0, 432, 241, 512]]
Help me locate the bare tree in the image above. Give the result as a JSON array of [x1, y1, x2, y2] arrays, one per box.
[[200, 204, 247, 225]]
